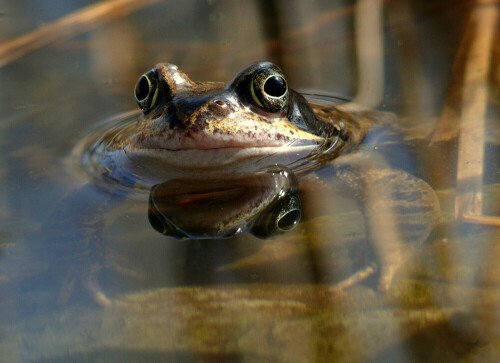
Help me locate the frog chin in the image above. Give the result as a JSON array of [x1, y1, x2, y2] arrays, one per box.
[[123, 143, 318, 169]]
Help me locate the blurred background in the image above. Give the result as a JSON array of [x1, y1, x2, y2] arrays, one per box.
[[0, 0, 499, 362]]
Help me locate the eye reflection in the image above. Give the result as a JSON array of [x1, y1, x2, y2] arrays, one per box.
[[277, 209, 301, 231]]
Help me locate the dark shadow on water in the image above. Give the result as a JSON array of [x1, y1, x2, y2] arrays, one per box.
[[371, 312, 489, 363]]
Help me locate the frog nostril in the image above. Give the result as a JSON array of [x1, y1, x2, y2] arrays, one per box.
[[214, 99, 227, 108]]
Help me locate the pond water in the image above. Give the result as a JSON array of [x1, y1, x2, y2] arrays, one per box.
[[0, 0, 499, 361]]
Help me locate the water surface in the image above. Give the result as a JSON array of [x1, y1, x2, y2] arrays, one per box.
[[0, 0, 499, 361]]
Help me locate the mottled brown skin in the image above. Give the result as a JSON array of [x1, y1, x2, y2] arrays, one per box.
[[119, 62, 366, 172], [132, 63, 324, 150]]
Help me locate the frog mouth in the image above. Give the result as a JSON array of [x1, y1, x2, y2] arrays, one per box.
[[133, 127, 324, 152], [127, 125, 329, 168]]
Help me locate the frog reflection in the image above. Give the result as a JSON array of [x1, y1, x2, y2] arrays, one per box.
[[147, 169, 301, 240]]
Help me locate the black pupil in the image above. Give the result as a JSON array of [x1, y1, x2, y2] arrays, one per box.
[[135, 76, 150, 101], [264, 76, 287, 97]]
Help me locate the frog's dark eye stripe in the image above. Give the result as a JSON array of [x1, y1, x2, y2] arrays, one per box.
[[251, 66, 288, 113], [134, 69, 159, 113]]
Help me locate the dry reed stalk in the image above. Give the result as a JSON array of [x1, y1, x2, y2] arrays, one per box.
[[286, 4, 355, 39], [0, 0, 159, 68], [455, 1, 498, 220], [462, 214, 500, 226], [430, 9, 473, 144], [349, 0, 384, 109], [338, 0, 384, 112], [330, 264, 377, 291]]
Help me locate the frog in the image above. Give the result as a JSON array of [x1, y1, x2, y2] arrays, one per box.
[[49, 61, 439, 305], [79, 61, 361, 187]]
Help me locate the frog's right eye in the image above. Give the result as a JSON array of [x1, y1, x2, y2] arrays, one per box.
[[134, 70, 159, 113], [250, 66, 288, 113]]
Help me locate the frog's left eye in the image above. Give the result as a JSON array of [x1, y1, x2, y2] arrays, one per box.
[[134, 70, 159, 113], [251, 67, 289, 113]]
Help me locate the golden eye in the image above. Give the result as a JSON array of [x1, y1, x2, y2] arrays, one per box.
[[134, 69, 159, 113], [250, 67, 288, 113]]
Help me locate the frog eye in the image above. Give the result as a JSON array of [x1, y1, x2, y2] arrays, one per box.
[[250, 190, 301, 238], [251, 67, 289, 113], [134, 69, 159, 113]]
